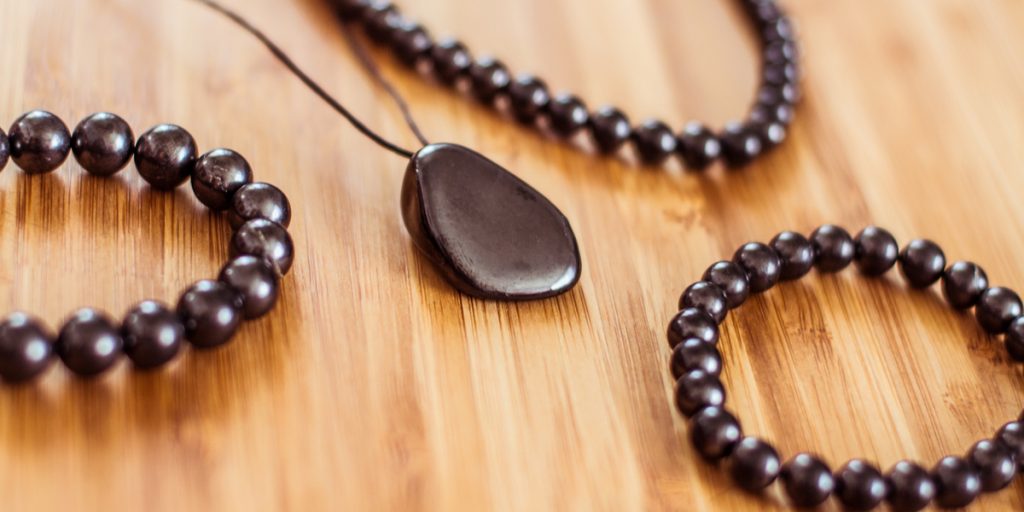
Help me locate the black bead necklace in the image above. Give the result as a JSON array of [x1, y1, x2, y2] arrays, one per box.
[[668, 225, 1024, 510]]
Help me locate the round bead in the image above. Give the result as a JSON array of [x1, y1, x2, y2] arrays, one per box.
[[854, 226, 899, 276], [547, 93, 589, 138], [995, 421, 1024, 468], [728, 437, 780, 491], [632, 119, 677, 166], [230, 219, 295, 275], [670, 338, 722, 379], [219, 255, 280, 319], [886, 460, 936, 512], [134, 124, 198, 190], [733, 242, 782, 293], [899, 239, 946, 288], [718, 122, 762, 168], [1006, 317, 1024, 362], [363, 2, 403, 44], [834, 459, 887, 511], [675, 369, 726, 417], [0, 312, 54, 382], [228, 182, 292, 230], [0, 128, 8, 172], [770, 231, 814, 280], [177, 280, 244, 349], [810, 224, 855, 272], [941, 261, 988, 310], [8, 110, 71, 174], [966, 439, 1016, 492], [780, 453, 834, 508], [191, 148, 254, 211], [333, 0, 369, 19], [702, 261, 750, 309], [391, 21, 432, 67], [679, 281, 728, 324], [70, 112, 134, 176], [588, 106, 631, 154], [430, 38, 471, 84], [121, 300, 184, 369], [677, 122, 721, 171], [976, 287, 1022, 334], [56, 308, 123, 377], [667, 308, 719, 348], [468, 56, 511, 104], [689, 407, 742, 460], [931, 456, 980, 509], [749, 119, 786, 150], [507, 74, 550, 124]]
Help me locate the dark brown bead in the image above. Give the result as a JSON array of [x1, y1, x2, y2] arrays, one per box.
[[363, 1, 403, 44], [941, 261, 988, 310], [898, 239, 946, 289], [632, 119, 677, 166], [719, 122, 762, 168], [0, 312, 54, 383], [468, 56, 511, 104], [231, 219, 295, 275], [670, 338, 722, 379], [56, 309, 123, 377], [834, 460, 887, 511], [781, 454, 834, 508], [121, 300, 184, 369], [667, 308, 719, 348], [228, 182, 292, 230], [0, 127, 8, 172], [966, 439, 1016, 492], [547, 93, 589, 138], [430, 38, 472, 84], [8, 110, 71, 174], [764, 40, 798, 66], [1006, 317, 1024, 362], [728, 437, 781, 492], [177, 280, 244, 349], [219, 255, 280, 319], [71, 112, 134, 176], [764, 62, 799, 86], [391, 21, 433, 67], [689, 407, 742, 460], [751, 101, 794, 126], [770, 231, 814, 280], [191, 148, 254, 211], [703, 261, 750, 309], [677, 122, 721, 171], [931, 456, 980, 509], [886, 461, 936, 512], [976, 287, 1023, 334], [679, 281, 728, 324], [134, 124, 198, 190], [854, 226, 899, 276], [749, 119, 786, 150], [675, 369, 726, 417], [733, 242, 781, 293], [588, 106, 631, 154], [331, 0, 369, 20], [811, 224, 855, 272], [507, 75, 550, 124], [996, 421, 1024, 469]]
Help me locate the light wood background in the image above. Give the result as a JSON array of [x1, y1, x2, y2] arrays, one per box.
[[1, 0, 1023, 510]]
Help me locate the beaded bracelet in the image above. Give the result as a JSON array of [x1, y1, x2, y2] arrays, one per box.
[[667, 225, 1024, 510], [0, 110, 294, 380]]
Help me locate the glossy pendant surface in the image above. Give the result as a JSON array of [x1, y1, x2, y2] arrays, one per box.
[[401, 143, 581, 301]]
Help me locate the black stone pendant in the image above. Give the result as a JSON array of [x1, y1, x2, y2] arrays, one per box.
[[401, 143, 581, 301]]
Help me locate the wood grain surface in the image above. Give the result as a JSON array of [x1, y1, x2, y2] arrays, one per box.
[[1, 0, 1023, 510]]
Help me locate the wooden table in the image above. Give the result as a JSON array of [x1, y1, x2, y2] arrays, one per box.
[[1, 0, 1023, 510]]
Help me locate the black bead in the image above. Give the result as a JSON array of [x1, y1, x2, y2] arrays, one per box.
[[941, 261, 988, 310], [8, 110, 71, 174], [228, 182, 292, 230], [854, 226, 898, 276], [1007, 317, 1024, 362], [679, 281, 728, 324], [191, 148, 254, 211], [749, 119, 786, 150], [733, 242, 782, 293], [976, 287, 1022, 334], [834, 459, 887, 512], [728, 437, 781, 492], [677, 122, 721, 171], [703, 261, 750, 309], [0, 127, 8, 172], [886, 460, 936, 512], [780, 453, 834, 508], [966, 439, 1016, 492], [764, 40, 798, 66], [391, 21, 433, 67], [468, 56, 511, 104], [71, 112, 134, 176], [56, 309, 123, 377], [751, 101, 794, 127], [134, 124, 198, 190], [670, 338, 722, 379], [931, 456, 980, 509], [810, 224, 854, 272], [0, 312, 54, 383], [632, 119, 678, 166], [898, 239, 946, 289], [718, 122, 762, 168], [770, 231, 814, 280], [121, 301, 184, 369], [675, 369, 726, 417], [764, 62, 799, 86], [667, 308, 719, 348], [332, 0, 369, 20], [996, 421, 1024, 469], [507, 75, 550, 124], [430, 38, 472, 84], [689, 407, 742, 460], [219, 255, 280, 319], [547, 93, 589, 138], [363, 1, 403, 44], [588, 106, 631, 154], [231, 219, 295, 275], [177, 280, 244, 349]]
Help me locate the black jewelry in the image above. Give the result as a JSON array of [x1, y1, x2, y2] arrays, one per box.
[[0, 110, 293, 380], [668, 225, 1023, 510]]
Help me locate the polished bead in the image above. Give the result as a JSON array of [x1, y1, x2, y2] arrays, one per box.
[[689, 407, 742, 460], [0, 312, 54, 382], [764, 62, 799, 86], [363, 1, 403, 44], [834, 459, 887, 511], [56, 309, 123, 377], [547, 93, 589, 138], [781, 453, 834, 508], [966, 439, 1015, 492], [588, 106, 631, 154], [996, 421, 1024, 468], [853, 226, 899, 276], [667, 308, 719, 348], [675, 369, 726, 417], [507, 75, 550, 124], [733, 242, 781, 293], [0, 128, 8, 172], [632, 119, 678, 166], [134, 124, 198, 190], [231, 219, 295, 275], [810, 224, 854, 272], [228, 182, 292, 230], [886, 460, 936, 512], [764, 40, 798, 66], [931, 456, 980, 509], [703, 261, 750, 309], [177, 280, 244, 349], [719, 122, 762, 168], [728, 437, 780, 492], [976, 287, 1023, 334], [121, 301, 184, 369], [191, 148, 254, 210], [219, 255, 280, 319], [70, 112, 134, 176], [751, 101, 794, 126], [670, 338, 722, 379], [468, 56, 511, 103], [941, 261, 988, 310], [430, 38, 471, 84], [749, 119, 786, 150], [677, 122, 721, 171], [899, 239, 946, 288], [762, 17, 795, 43], [1007, 317, 1024, 362], [391, 21, 433, 67], [770, 231, 814, 280], [332, 0, 369, 19], [8, 110, 71, 174], [679, 281, 728, 324]]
